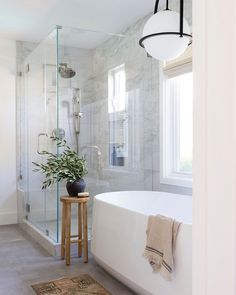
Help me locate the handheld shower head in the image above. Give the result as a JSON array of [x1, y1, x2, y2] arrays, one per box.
[[59, 63, 76, 79]]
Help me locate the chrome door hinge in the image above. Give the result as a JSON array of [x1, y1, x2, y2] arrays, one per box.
[[26, 64, 30, 73], [26, 203, 30, 213]]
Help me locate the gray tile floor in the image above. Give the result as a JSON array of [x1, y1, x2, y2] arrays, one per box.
[[0, 225, 134, 295]]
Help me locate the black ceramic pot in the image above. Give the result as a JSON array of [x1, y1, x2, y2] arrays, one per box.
[[66, 178, 86, 197]]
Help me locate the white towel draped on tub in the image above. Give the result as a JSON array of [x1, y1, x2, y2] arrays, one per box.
[[143, 214, 181, 281]]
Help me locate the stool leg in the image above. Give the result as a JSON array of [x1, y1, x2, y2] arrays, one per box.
[[83, 202, 88, 263], [78, 203, 82, 257], [61, 202, 66, 259], [65, 202, 71, 265]]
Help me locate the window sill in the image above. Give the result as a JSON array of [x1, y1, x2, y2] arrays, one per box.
[[160, 175, 192, 188]]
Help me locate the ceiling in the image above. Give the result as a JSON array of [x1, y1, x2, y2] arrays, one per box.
[[0, 0, 163, 43]]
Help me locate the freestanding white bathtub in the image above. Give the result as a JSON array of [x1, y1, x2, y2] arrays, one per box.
[[91, 191, 192, 295]]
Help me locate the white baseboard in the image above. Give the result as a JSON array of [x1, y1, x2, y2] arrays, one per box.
[[0, 211, 17, 225]]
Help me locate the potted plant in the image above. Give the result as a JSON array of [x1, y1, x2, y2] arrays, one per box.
[[32, 136, 88, 197]]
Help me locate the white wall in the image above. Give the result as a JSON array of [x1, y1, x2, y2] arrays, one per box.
[[193, 0, 236, 294], [0, 39, 17, 225]]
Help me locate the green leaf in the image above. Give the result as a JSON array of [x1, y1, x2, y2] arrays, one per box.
[[32, 137, 88, 188]]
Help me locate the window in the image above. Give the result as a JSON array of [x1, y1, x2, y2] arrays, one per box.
[[161, 51, 193, 187], [108, 65, 126, 114], [108, 65, 128, 167]]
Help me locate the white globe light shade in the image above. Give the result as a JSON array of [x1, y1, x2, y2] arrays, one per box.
[[142, 10, 191, 61]]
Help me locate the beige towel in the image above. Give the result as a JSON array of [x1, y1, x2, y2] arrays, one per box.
[[143, 214, 181, 280]]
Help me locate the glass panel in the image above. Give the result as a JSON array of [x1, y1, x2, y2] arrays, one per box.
[[57, 28, 127, 238], [23, 29, 58, 241], [57, 27, 158, 239]]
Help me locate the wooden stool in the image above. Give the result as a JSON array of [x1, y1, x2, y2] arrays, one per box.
[[60, 192, 89, 265]]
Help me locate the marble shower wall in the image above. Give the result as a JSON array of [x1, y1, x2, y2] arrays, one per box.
[[81, 0, 192, 195]]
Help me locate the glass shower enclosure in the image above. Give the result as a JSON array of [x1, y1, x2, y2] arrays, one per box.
[[18, 25, 159, 243]]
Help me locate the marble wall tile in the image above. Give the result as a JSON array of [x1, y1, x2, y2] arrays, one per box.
[[85, 4, 192, 194]]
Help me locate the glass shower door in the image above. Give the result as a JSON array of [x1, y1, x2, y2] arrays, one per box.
[[24, 28, 59, 242]]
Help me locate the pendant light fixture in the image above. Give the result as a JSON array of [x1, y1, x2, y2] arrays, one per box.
[[139, 0, 192, 61]]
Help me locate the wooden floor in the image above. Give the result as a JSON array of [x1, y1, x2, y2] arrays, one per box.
[[0, 225, 134, 295]]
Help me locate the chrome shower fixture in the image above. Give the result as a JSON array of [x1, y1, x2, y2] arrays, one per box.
[[73, 88, 80, 103], [52, 128, 65, 140], [58, 63, 76, 78]]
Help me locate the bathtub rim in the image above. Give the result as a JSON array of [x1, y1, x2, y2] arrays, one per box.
[[93, 190, 192, 225]]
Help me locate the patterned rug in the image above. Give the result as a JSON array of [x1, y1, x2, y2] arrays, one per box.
[[32, 274, 111, 295]]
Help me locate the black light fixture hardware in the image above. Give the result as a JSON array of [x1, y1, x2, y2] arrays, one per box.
[[165, 0, 169, 10], [155, 0, 170, 12], [179, 0, 184, 37], [139, 0, 192, 60], [154, 0, 159, 13], [139, 32, 191, 48]]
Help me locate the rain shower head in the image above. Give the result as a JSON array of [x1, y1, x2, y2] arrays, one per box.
[[58, 63, 76, 78]]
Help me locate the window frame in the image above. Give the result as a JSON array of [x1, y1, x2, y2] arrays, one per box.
[[160, 63, 193, 188], [108, 64, 126, 114], [108, 64, 128, 169]]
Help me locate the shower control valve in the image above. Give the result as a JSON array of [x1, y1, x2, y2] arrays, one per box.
[[73, 112, 83, 118]]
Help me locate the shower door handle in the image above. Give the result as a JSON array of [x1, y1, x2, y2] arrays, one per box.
[[37, 133, 48, 155]]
